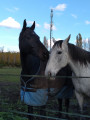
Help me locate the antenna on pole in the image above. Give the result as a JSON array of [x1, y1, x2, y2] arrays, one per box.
[[50, 9, 53, 50]]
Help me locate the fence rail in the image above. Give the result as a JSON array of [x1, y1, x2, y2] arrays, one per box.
[[0, 73, 90, 79]]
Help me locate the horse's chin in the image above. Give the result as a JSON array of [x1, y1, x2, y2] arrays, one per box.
[[49, 73, 56, 80], [50, 76, 55, 80], [45, 69, 56, 80]]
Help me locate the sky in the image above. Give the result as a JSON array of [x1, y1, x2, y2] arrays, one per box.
[[0, 0, 90, 52]]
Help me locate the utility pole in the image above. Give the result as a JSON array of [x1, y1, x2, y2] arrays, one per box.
[[50, 9, 53, 50]]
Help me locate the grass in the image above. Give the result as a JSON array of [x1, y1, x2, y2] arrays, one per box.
[[0, 67, 27, 120], [0, 112, 27, 120], [0, 67, 21, 74], [0, 67, 21, 102], [0, 67, 21, 83]]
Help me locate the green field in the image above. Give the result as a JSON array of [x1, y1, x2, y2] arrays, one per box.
[[0, 67, 27, 120], [0, 67, 21, 75], [0, 67, 21, 83]]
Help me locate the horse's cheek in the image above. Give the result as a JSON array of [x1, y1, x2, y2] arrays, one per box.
[[61, 54, 68, 67], [57, 56, 61, 62], [64, 54, 68, 65]]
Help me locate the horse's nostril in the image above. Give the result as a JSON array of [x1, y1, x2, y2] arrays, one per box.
[[47, 72, 55, 80]]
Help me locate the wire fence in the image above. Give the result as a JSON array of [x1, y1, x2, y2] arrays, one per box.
[[0, 73, 90, 120]]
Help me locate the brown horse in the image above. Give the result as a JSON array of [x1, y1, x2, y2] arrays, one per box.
[[19, 19, 73, 120]]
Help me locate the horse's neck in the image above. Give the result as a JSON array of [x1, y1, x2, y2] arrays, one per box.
[[69, 59, 90, 77], [39, 60, 47, 75], [20, 53, 40, 75], [20, 53, 26, 73], [20, 51, 48, 77]]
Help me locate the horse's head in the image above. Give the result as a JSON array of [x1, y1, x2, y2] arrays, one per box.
[[45, 35, 71, 77], [19, 19, 49, 61]]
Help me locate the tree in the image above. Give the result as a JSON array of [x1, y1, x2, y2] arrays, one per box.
[[0, 46, 4, 52], [88, 38, 90, 51], [76, 33, 82, 48], [83, 39, 86, 50], [43, 36, 48, 49]]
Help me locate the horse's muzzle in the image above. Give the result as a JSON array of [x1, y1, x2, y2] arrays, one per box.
[[45, 70, 55, 80]]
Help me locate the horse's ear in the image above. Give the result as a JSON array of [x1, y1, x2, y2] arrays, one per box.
[[62, 34, 71, 49], [52, 37, 56, 43], [64, 34, 71, 44], [30, 21, 35, 30], [23, 19, 27, 30]]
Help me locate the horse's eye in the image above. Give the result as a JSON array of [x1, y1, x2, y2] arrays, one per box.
[[57, 51, 62, 54]]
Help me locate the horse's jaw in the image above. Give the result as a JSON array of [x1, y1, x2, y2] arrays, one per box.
[[69, 60, 81, 76]]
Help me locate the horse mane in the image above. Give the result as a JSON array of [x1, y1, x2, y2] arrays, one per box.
[[54, 40, 90, 65], [53, 40, 63, 48], [68, 43, 90, 65]]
